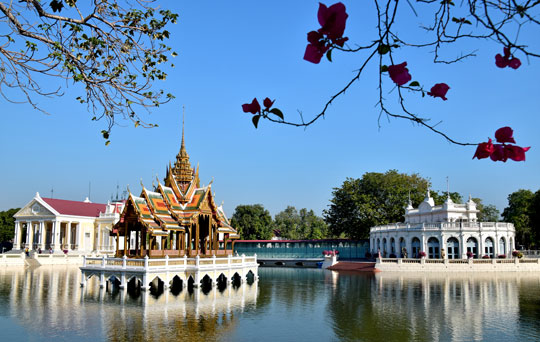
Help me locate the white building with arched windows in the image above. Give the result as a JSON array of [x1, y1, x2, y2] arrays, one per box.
[[369, 190, 515, 259]]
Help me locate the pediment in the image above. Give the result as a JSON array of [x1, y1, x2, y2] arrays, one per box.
[[418, 202, 432, 213], [15, 199, 56, 218]]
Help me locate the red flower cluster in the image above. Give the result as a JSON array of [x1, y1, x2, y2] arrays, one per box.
[[242, 97, 275, 115], [473, 127, 530, 162], [242, 98, 261, 114], [427, 83, 450, 101], [322, 250, 339, 256], [387, 62, 411, 86], [304, 3, 348, 64], [495, 47, 521, 69]]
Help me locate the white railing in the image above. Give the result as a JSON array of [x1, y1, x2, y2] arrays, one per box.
[[82, 254, 258, 272], [370, 221, 515, 232], [378, 257, 538, 265]]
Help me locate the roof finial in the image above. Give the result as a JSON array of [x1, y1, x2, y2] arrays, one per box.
[[181, 105, 185, 150], [446, 176, 450, 199]]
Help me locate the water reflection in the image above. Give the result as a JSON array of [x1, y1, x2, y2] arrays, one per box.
[[326, 271, 540, 342], [1, 266, 540, 341]]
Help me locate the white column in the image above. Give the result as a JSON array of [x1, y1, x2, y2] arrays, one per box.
[[14, 221, 20, 249], [52, 221, 58, 250], [96, 223, 101, 252], [75, 223, 81, 251], [27, 222, 34, 249], [478, 234, 484, 258], [66, 222, 72, 250], [459, 234, 466, 259], [39, 221, 45, 249]]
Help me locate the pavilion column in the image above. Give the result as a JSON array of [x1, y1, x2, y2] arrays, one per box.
[[74, 223, 81, 251], [195, 221, 200, 253], [96, 223, 101, 252], [66, 222, 72, 250], [459, 234, 466, 259], [478, 234, 484, 259], [14, 221, 21, 249], [26, 222, 32, 249], [38, 221, 45, 249], [123, 222, 128, 256]]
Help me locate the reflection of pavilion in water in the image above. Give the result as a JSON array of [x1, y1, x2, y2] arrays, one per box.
[[370, 272, 536, 341], [1, 266, 258, 342]]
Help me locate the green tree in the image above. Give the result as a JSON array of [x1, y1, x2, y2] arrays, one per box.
[[274, 206, 300, 239], [323, 170, 458, 239], [473, 198, 500, 222], [298, 208, 328, 240], [502, 189, 535, 248], [0, 208, 19, 243], [529, 190, 540, 247], [0, 0, 178, 143], [274, 206, 328, 240], [230, 204, 273, 240]]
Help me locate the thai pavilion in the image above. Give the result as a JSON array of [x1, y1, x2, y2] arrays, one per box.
[[112, 125, 239, 258], [370, 190, 516, 259]]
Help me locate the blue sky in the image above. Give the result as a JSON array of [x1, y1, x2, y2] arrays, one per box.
[[1, 1, 539, 218]]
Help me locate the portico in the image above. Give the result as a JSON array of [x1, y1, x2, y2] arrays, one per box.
[[13, 193, 123, 254]]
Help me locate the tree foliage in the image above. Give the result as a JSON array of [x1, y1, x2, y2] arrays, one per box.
[[473, 198, 500, 222], [274, 206, 328, 240], [502, 189, 535, 248], [0, 208, 18, 243], [230, 204, 273, 240], [0, 0, 178, 144], [323, 170, 460, 239]]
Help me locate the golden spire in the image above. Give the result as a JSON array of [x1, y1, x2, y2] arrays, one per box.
[[172, 105, 193, 184]]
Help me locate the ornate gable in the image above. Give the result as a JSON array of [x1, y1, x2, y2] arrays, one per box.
[[15, 199, 56, 218]]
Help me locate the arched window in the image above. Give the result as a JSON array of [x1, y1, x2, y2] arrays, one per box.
[[377, 238, 380, 252], [447, 237, 459, 259], [499, 237, 506, 256], [411, 237, 421, 258], [382, 238, 387, 256], [427, 237, 440, 259], [466, 237, 479, 258], [484, 237, 494, 258], [390, 238, 396, 255]]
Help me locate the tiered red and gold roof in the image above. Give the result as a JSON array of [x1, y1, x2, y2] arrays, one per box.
[[115, 126, 238, 238]]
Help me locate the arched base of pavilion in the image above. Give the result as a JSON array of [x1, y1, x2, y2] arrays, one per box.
[[79, 254, 259, 292]]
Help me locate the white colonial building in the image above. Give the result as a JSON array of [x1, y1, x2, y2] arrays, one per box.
[[370, 190, 515, 259], [12, 192, 124, 254]]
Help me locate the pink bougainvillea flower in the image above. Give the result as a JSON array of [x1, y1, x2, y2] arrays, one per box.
[[304, 43, 328, 64], [490, 144, 507, 162], [263, 97, 275, 109], [241, 98, 261, 114], [472, 138, 495, 160], [495, 46, 521, 70], [427, 83, 450, 101], [387, 62, 412, 86], [495, 53, 509, 68], [505, 145, 530, 162], [304, 30, 330, 64], [494, 126, 516, 144], [318, 2, 348, 41], [509, 58, 521, 69]]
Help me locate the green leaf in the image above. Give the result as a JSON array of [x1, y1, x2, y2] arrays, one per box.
[[252, 115, 261, 129], [377, 44, 390, 55], [105, 140, 111, 146], [135, 121, 140, 127], [464, 20, 472, 25], [326, 49, 332, 62], [421, 92, 425, 97], [409, 81, 420, 87], [380, 65, 388, 73], [270, 108, 284, 120]]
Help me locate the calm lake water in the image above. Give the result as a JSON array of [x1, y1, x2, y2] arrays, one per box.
[[1, 266, 540, 342]]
